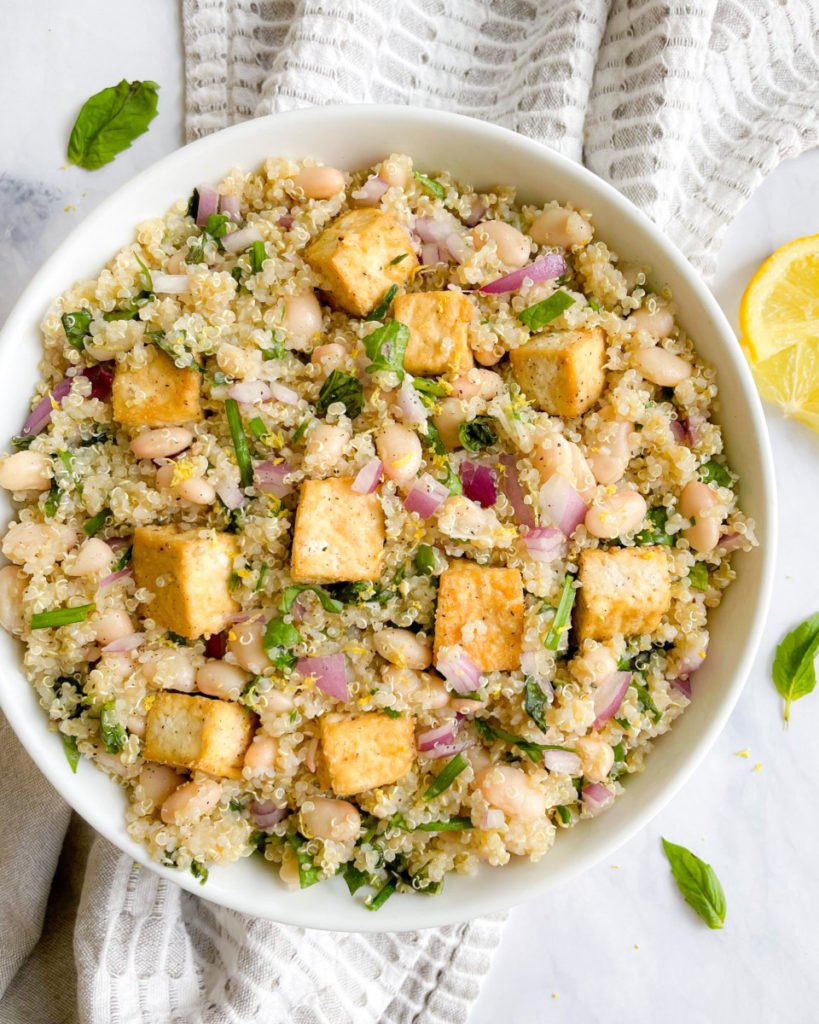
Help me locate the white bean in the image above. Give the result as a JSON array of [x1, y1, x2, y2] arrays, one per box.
[[575, 736, 614, 783], [127, 714, 147, 738], [432, 398, 467, 450], [472, 221, 530, 268], [130, 427, 193, 460], [629, 303, 676, 340], [195, 660, 249, 700], [244, 735, 278, 772], [476, 764, 546, 821], [437, 495, 510, 550], [300, 797, 360, 842], [304, 422, 350, 471], [293, 165, 345, 200], [531, 433, 596, 501], [310, 343, 346, 374], [382, 665, 450, 710], [283, 292, 323, 346], [587, 409, 633, 485], [160, 777, 222, 825], [529, 206, 593, 249], [155, 464, 175, 490], [679, 480, 722, 552], [65, 537, 115, 577], [141, 648, 196, 692], [176, 476, 216, 505], [373, 628, 432, 670], [139, 763, 185, 805], [98, 653, 134, 685], [450, 696, 487, 715], [228, 620, 268, 675], [585, 490, 647, 540], [377, 422, 423, 487], [632, 347, 692, 387], [94, 609, 136, 646], [1, 522, 76, 565], [279, 846, 300, 888], [571, 644, 618, 687], [0, 451, 51, 492], [0, 565, 25, 633], [473, 344, 504, 367], [266, 689, 296, 713], [450, 369, 503, 401]]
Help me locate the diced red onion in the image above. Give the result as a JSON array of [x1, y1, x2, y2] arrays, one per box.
[[404, 474, 449, 519], [592, 670, 632, 729], [418, 722, 456, 752], [219, 193, 240, 220], [226, 613, 252, 624], [21, 378, 73, 436], [463, 201, 488, 228], [103, 537, 130, 549], [421, 242, 442, 266], [277, 215, 294, 230], [582, 782, 615, 815], [352, 458, 383, 495], [424, 737, 474, 759], [253, 461, 293, 498], [98, 567, 133, 589], [194, 184, 219, 227], [670, 417, 691, 445], [539, 473, 587, 536], [670, 675, 692, 698], [396, 376, 429, 424], [719, 531, 745, 552], [221, 225, 264, 254], [435, 650, 483, 694], [478, 253, 568, 294], [445, 232, 470, 265], [151, 273, 190, 295], [353, 175, 389, 205], [296, 654, 348, 702], [460, 461, 497, 508], [268, 382, 299, 405], [543, 748, 582, 775], [523, 526, 566, 562], [216, 482, 245, 509], [304, 736, 318, 773], [226, 380, 271, 404], [101, 633, 144, 654], [483, 808, 505, 829], [82, 363, 114, 400], [250, 800, 288, 829], [499, 454, 536, 528], [205, 631, 228, 659], [414, 216, 452, 244]]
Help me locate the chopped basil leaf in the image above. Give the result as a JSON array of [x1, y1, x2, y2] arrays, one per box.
[[240, 676, 261, 708], [316, 370, 364, 419], [84, 507, 111, 537], [415, 817, 472, 832], [224, 398, 253, 488], [688, 562, 709, 591], [161, 848, 179, 867], [279, 584, 343, 615], [524, 677, 551, 732], [365, 285, 399, 324], [556, 805, 571, 825], [772, 611, 819, 722], [473, 718, 549, 763], [287, 833, 323, 888], [544, 576, 576, 651], [229, 798, 245, 812], [44, 476, 61, 518], [423, 753, 468, 800], [634, 506, 673, 546], [31, 603, 95, 630], [61, 310, 92, 351], [187, 240, 205, 265], [327, 579, 392, 606], [517, 290, 575, 331], [262, 616, 301, 674], [247, 416, 267, 440], [231, 266, 243, 285], [413, 171, 447, 198], [11, 435, 35, 451], [383, 708, 402, 719], [458, 415, 498, 453], [250, 240, 266, 274], [388, 253, 409, 266], [67, 79, 159, 170], [134, 253, 152, 292], [343, 863, 370, 895], [102, 291, 152, 321], [630, 680, 662, 722], [587, 298, 600, 312], [363, 318, 409, 376], [62, 734, 80, 773], [112, 545, 132, 572], [205, 212, 231, 240], [100, 700, 125, 753], [661, 838, 726, 929], [166, 631, 188, 645], [366, 880, 396, 911], [414, 543, 436, 576], [699, 458, 732, 489], [292, 418, 311, 443], [255, 563, 268, 592], [190, 860, 209, 885]]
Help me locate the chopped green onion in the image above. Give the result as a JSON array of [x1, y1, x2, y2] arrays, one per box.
[[544, 576, 576, 651], [556, 805, 571, 825], [413, 171, 447, 199], [383, 708, 402, 719], [699, 458, 732, 489], [415, 817, 473, 832], [100, 700, 125, 754], [250, 240, 266, 274], [62, 734, 80, 773], [31, 603, 95, 630], [255, 563, 268, 592], [83, 507, 112, 537], [517, 290, 575, 331], [688, 562, 709, 591], [423, 752, 468, 800], [134, 253, 153, 291], [190, 860, 209, 885], [292, 418, 311, 443], [365, 285, 399, 323], [205, 212, 230, 240], [587, 298, 600, 312], [388, 253, 409, 266], [247, 416, 267, 440], [112, 545, 132, 573], [366, 880, 396, 911], [286, 833, 322, 888], [224, 398, 253, 488]]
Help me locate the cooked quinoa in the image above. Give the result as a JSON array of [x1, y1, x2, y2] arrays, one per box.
[[0, 153, 756, 906]]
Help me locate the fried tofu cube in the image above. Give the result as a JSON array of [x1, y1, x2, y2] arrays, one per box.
[[143, 691, 255, 779], [318, 713, 415, 795], [291, 477, 385, 583], [575, 546, 671, 642], [434, 564, 524, 672], [305, 209, 418, 317], [393, 290, 474, 376], [133, 525, 238, 639], [510, 326, 606, 418], [112, 346, 200, 426]]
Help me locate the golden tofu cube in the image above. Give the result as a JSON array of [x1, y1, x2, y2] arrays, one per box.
[[113, 346, 200, 426], [143, 691, 255, 779], [305, 209, 417, 317], [133, 525, 238, 639], [434, 564, 524, 672], [575, 546, 671, 642], [510, 326, 606, 418], [393, 290, 474, 376], [291, 477, 385, 583], [318, 713, 415, 795]]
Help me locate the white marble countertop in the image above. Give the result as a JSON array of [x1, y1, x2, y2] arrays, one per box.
[[3, 2, 819, 1020]]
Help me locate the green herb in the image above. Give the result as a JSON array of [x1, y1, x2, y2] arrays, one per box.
[[102, 291, 152, 321], [250, 240, 266, 274], [611, 742, 627, 779], [524, 677, 551, 732], [630, 681, 661, 723], [423, 753, 468, 800], [228, 571, 241, 593], [316, 370, 364, 419], [289, 708, 298, 723], [231, 266, 243, 285], [363, 319, 409, 376], [187, 240, 205, 265], [699, 458, 732, 489], [415, 817, 473, 832], [112, 545, 132, 572], [614, 716, 630, 730], [286, 833, 322, 889], [279, 584, 343, 615], [366, 880, 396, 911], [240, 676, 261, 707], [517, 290, 575, 331], [67, 79, 159, 170], [544, 576, 576, 651], [190, 860, 209, 885], [99, 700, 125, 754], [688, 562, 709, 592], [224, 397, 253, 489], [772, 611, 819, 722], [166, 631, 188, 646], [31, 603, 95, 630], [414, 543, 436, 576], [228, 798, 245, 812], [343, 863, 370, 895], [556, 805, 571, 825], [292, 418, 311, 443], [388, 253, 409, 266], [473, 718, 553, 763], [146, 330, 203, 371], [57, 450, 79, 495], [262, 616, 301, 674], [264, 331, 286, 360], [383, 708, 402, 719], [62, 734, 80, 773], [327, 579, 392, 606], [44, 477, 61, 518], [205, 212, 231, 240], [11, 435, 35, 450], [587, 298, 600, 312], [83, 507, 112, 537], [413, 171, 447, 199], [364, 285, 399, 324], [412, 376, 447, 406], [661, 838, 726, 929], [247, 416, 267, 440], [134, 253, 152, 292], [61, 310, 92, 350], [458, 415, 498, 453], [634, 506, 673, 546], [161, 849, 179, 868], [255, 563, 268, 593], [79, 431, 111, 447]]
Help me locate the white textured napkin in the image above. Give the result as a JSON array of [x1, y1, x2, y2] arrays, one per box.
[[2, 2, 818, 1022]]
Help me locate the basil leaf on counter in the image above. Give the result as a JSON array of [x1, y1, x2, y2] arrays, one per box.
[[67, 79, 159, 170], [772, 611, 819, 722], [661, 838, 726, 930]]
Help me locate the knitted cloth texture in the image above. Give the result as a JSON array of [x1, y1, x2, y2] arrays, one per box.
[[2, 2, 818, 1022]]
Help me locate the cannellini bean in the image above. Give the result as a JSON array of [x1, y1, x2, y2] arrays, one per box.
[[437, 495, 511, 550], [0, 565, 25, 634], [372, 628, 432, 670], [141, 648, 196, 692], [279, 845, 300, 888], [130, 427, 193, 460], [377, 422, 423, 487], [127, 714, 147, 738], [0, 450, 51, 492], [139, 762, 184, 805], [304, 422, 350, 470], [65, 537, 115, 577], [2, 522, 76, 565], [300, 797, 361, 842], [574, 736, 614, 783], [293, 165, 345, 199], [571, 645, 618, 687], [244, 735, 278, 772], [160, 777, 222, 825], [467, 744, 492, 773], [383, 665, 450, 710], [310, 343, 346, 374], [176, 476, 216, 505], [632, 347, 692, 387], [679, 480, 722, 552], [379, 157, 410, 189], [476, 765, 547, 821], [587, 409, 633, 485], [155, 464, 175, 489], [450, 696, 487, 715], [629, 303, 676, 340], [228, 620, 268, 675], [432, 397, 468, 449], [282, 292, 323, 346], [585, 489, 647, 540], [450, 369, 503, 401], [472, 221, 530, 268], [531, 434, 596, 501], [195, 660, 249, 700], [679, 480, 719, 519], [529, 206, 593, 249], [568, 444, 597, 503], [166, 249, 187, 274], [94, 609, 136, 646], [473, 345, 504, 367], [98, 652, 135, 685], [266, 689, 296, 713]]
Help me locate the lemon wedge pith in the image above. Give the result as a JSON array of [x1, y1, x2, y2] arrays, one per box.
[[752, 337, 819, 434]]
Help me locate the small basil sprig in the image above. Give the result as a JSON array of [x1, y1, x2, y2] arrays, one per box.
[[458, 415, 498, 453], [67, 79, 159, 170], [61, 310, 92, 351], [517, 290, 575, 331], [772, 611, 819, 722], [262, 617, 302, 674], [316, 370, 364, 419], [523, 677, 551, 732], [363, 319, 409, 377], [279, 584, 343, 615], [662, 838, 726, 929]]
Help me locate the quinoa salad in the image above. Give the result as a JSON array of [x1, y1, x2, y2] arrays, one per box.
[[0, 153, 756, 907]]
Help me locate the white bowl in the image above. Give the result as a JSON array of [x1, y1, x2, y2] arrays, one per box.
[[0, 105, 776, 932]]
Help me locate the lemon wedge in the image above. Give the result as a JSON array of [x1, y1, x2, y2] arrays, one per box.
[[751, 337, 819, 433]]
